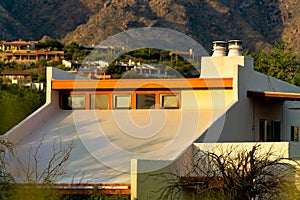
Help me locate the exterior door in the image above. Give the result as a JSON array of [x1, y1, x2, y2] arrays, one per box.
[[259, 119, 280, 142]]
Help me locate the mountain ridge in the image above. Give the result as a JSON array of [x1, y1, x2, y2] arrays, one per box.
[[0, 0, 299, 52]]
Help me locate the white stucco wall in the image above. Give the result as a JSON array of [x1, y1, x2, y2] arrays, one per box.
[[198, 56, 300, 143], [132, 142, 300, 200], [283, 101, 300, 142]]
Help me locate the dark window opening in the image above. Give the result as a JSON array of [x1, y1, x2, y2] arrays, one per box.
[[136, 94, 155, 109]]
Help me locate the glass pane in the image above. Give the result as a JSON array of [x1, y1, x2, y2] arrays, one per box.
[[295, 127, 299, 141], [291, 126, 299, 142], [136, 94, 155, 109], [113, 94, 131, 109], [273, 121, 280, 142], [68, 95, 86, 109], [161, 94, 179, 109], [91, 94, 108, 109], [259, 119, 265, 141], [266, 120, 272, 142]]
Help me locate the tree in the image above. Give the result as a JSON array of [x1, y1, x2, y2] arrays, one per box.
[[36, 40, 64, 51], [0, 85, 45, 134], [63, 42, 90, 61], [0, 137, 74, 200], [0, 139, 14, 200], [105, 48, 198, 79], [244, 42, 300, 85], [159, 144, 300, 200]]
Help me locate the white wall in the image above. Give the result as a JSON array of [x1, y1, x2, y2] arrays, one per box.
[[132, 142, 300, 199], [198, 55, 300, 143], [283, 101, 300, 142], [131, 146, 194, 200]]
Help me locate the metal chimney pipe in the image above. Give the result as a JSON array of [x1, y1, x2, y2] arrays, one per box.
[[212, 41, 227, 57], [227, 40, 242, 56]]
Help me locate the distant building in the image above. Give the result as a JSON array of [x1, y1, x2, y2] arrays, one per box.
[[0, 39, 64, 63], [0, 39, 38, 51], [1, 70, 31, 82], [1, 70, 44, 90]]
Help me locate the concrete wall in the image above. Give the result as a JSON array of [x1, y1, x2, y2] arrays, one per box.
[[132, 142, 300, 199], [198, 55, 300, 143], [131, 146, 194, 200], [181, 89, 234, 110], [283, 101, 300, 142]]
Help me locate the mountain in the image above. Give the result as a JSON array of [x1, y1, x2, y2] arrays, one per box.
[[0, 0, 300, 52]]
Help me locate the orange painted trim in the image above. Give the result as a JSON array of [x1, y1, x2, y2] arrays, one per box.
[[132, 93, 137, 109], [155, 92, 160, 109], [52, 78, 233, 90], [247, 91, 300, 101]]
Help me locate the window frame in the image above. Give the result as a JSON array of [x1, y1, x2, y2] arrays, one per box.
[[160, 93, 180, 109], [259, 119, 281, 142], [90, 93, 110, 110], [112, 93, 132, 109], [135, 93, 156, 109]]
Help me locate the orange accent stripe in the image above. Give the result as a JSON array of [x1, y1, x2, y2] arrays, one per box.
[[52, 78, 233, 90], [247, 91, 300, 100]]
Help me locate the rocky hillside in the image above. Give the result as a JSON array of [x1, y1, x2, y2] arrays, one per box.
[[0, 0, 299, 52]]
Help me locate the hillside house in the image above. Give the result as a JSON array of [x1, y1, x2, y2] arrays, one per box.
[[0, 40, 64, 63], [1, 70, 31, 82], [2, 40, 300, 198], [0, 39, 38, 51]]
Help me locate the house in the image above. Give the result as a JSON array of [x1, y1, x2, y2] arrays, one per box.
[[1, 70, 31, 82], [0, 39, 38, 51], [2, 40, 300, 198], [0, 49, 64, 63], [1, 70, 44, 90], [0, 40, 64, 63]]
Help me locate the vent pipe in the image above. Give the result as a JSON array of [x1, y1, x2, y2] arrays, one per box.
[[212, 41, 227, 57], [227, 40, 242, 56]]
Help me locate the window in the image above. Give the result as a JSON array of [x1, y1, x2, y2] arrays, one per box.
[[291, 126, 299, 142], [69, 95, 86, 109], [30, 56, 37, 60], [136, 94, 155, 109], [90, 94, 108, 109], [160, 94, 179, 109], [61, 94, 86, 110], [113, 94, 131, 109], [259, 119, 280, 142]]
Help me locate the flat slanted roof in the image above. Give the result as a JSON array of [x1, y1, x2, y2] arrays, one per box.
[[52, 78, 233, 90], [247, 90, 300, 101]]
